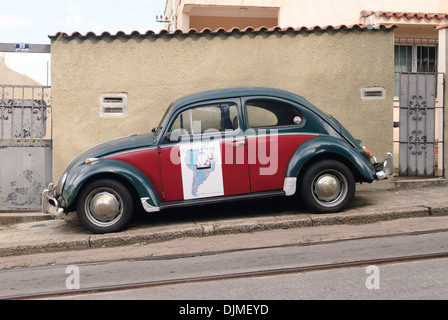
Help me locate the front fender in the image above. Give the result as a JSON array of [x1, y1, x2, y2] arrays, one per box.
[[285, 136, 377, 182], [60, 159, 160, 211]]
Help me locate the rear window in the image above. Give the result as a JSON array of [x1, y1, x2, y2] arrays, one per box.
[[246, 100, 303, 128]]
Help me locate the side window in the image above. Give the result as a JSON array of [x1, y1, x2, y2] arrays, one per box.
[[168, 103, 239, 137], [192, 103, 238, 133], [170, 110, 191, 136], [246, 100, 303, 128]]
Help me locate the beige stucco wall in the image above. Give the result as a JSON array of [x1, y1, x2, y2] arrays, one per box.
[[51, 28, 394, 181], [0, 55, 43, 86]]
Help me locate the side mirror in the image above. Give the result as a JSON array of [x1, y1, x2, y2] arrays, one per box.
[[152, 126, 163, 133]]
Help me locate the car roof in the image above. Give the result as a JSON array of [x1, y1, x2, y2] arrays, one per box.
[[170, 87, 314, 112]]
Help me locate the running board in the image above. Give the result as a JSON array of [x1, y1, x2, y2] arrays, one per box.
[[160, 190, 286, 210]]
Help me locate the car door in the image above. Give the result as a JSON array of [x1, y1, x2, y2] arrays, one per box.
[[158, 99, 251, 202], [242, 97, 318, 193]]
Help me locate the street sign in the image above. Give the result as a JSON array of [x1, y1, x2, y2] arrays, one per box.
[[0, 43, 50, 53], [15, 43, 30, 52]]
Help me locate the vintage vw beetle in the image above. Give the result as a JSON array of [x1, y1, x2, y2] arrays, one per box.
[[43, 87, 393, 233]]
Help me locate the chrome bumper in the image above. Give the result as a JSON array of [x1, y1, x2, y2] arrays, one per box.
[[42, 183, 65, 217], [375, 152, 394, 180]]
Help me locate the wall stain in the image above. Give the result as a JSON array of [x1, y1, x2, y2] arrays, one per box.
[[23, 169, 33, 182]]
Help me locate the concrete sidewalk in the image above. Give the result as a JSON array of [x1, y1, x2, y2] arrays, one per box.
[[1, 179, 448, 257]]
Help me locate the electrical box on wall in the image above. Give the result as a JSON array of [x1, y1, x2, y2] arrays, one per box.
[[100, 94, 127, 117]]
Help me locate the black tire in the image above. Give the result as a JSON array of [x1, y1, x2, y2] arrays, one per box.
[[299, 160, 355, 213], [76, 178, 134, 234]]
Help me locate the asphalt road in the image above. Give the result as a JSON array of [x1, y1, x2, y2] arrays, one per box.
[[1, 216, 448, 301]]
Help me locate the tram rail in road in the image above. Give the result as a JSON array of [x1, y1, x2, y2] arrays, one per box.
[[2, 227, 448, 300]]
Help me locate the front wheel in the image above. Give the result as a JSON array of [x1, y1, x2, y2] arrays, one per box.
[[299, 160, 355, 213], [76, 179, 134, 234]]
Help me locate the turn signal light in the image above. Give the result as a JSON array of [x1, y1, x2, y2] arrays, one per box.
[[362, 146, 371, 159], [85, 158, 99, 164]]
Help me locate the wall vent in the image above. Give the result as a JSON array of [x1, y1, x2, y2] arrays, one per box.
[[100, 94, 127, 117], [361, 87, 385, 100]]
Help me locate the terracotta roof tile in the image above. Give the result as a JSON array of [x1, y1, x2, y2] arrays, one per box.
[[363, 11, 448, 21], [49, 24, 396, 41]]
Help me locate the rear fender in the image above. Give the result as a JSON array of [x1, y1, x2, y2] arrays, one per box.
[[285, 136, 377, 182]]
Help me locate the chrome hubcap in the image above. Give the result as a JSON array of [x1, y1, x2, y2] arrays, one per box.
[[85, 188, 123, 226], [91, 192, 120, 221], [314, 174, 342, 202], [312, 170, 347, 207]]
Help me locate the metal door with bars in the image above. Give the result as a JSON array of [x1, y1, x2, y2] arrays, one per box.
[[398, 73, 436, 176], [0, 85, 52, 211]]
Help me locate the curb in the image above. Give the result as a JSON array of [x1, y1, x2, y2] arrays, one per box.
[[309, 206, 430, 226], [0, 212, 53, 226], [1, 204, 447, 257]]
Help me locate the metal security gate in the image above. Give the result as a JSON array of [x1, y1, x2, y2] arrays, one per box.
[[0, 85, 52, 211], [398, 73, 437, 176]]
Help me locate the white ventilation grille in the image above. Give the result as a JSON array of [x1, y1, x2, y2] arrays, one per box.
[[100, 94, 127, 117], [361, 87, 385, 100]]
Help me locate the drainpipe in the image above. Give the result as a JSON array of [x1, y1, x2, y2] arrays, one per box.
[[437, 25, 447, 178]]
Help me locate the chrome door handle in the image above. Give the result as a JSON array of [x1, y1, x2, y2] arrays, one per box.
[[226, 140, 246, 147]]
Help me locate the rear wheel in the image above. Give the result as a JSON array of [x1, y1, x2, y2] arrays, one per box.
[[77, 179, 134, 234], [299, 160, 355, 213]]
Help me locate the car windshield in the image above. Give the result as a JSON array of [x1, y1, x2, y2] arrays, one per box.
[[154, 103, 173, 137]]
